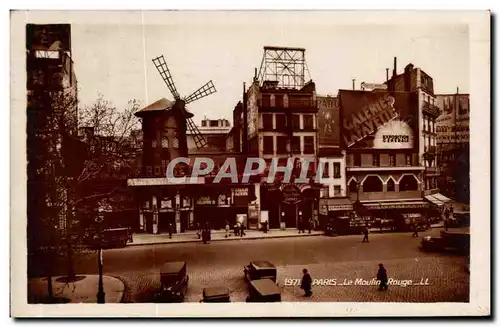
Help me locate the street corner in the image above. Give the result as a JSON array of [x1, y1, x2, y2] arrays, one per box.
[[28, 274, 125, 304]]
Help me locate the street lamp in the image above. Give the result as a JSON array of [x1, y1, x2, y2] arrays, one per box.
[[356, 180, 361, 203], [95, 213, 105, 304]]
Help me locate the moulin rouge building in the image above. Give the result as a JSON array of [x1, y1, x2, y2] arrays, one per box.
[[127, 55, 253, 234]]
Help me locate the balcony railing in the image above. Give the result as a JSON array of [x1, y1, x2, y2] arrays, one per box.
[[423, 101, 441, 117]]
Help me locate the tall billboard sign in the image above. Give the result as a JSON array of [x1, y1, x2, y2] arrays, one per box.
[[246, 83, 259, 139], [317, 96, 340, 148], [339, 90, 417, 149], [436, 94, 469, 144]]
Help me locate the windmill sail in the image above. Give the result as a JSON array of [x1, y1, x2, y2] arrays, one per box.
[[184, 80, 216, 104], [152, 55, 180, 100], [186, 117, 207, 149]]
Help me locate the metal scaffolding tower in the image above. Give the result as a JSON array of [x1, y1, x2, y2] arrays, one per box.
[[257, 46, 310, 89]]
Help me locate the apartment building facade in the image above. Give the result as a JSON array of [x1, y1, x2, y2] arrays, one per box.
[[340, 89, 428, 231], [244, 78, 320, 230]]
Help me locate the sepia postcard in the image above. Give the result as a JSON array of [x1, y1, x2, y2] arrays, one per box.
[[10, 10, 490, 317]]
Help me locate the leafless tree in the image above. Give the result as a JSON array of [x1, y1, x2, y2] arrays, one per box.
[[28, 89, 141, 301]]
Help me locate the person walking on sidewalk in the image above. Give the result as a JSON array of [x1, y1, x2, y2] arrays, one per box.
[[362, 226, 369, 243], [224, 220, 230, 238], [168, 222, 173, 239], [377, 263, 388, 291], [298, 219, 305, 234], [301, 268, 313, 297], [262, 220, 268, 234], [308, 218, 312, 234], [235, 222, 241, 237], [240, 223, 246, 237]]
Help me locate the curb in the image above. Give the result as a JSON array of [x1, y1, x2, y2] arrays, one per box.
[[127, 232, 323, 247], [28, 274, 126, 304]]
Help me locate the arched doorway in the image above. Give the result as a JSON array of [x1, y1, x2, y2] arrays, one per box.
[[280, 184, 301, 228]]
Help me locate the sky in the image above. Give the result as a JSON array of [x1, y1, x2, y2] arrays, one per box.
[[69, 11, 469, 124]]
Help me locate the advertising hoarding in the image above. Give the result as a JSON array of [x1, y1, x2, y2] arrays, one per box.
[[436, 94, 469, 144], [246, 84, 259, 139], [317, 96, 341, 147], [339, 90, 418, 149]]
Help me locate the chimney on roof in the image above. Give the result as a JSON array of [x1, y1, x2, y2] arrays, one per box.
[[352, 79, 356, 90], [456, 86, 460, 94], [254, 68, 257, 80], [386, 68, 389, 82], [393, 57, 397, 77]]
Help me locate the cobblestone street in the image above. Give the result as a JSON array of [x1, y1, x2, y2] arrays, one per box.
[[112, 228, 469, 303]]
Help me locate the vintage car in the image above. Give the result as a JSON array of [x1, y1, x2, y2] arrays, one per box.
[[244, 261, 277, 283], [420, 236, 445, 252], [85, 227, 133, 249], [200, 286, 230, 303], [246, 279, 281, 302], [155, 261, 189, 302], [324, 219, 339, 236]]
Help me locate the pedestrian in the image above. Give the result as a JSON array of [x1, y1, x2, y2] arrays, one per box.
[[308, 219, 312, 234], [262, 220, 268, 234], [412, 224, 419, 237], [168, 222, 173, 239], [377, 263, 388, 291], [196, 222, 201, 239], [240, 223, 246, 237], [224, 220, 230, 238], [299, 219, 306, 234], [236, 222, 241, 237], [300, 268, 312, 297], [362, 226, 369, 243]]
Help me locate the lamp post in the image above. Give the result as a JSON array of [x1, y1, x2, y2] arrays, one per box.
[[95, 213, 105, 304], [356, 180, 361, 203]]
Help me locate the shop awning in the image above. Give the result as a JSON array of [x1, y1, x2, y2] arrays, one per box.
[[320, 198, 353, 211], [362, 201, 429, 210], [425, 193, 452, 207], [354, 201, 373, 217]]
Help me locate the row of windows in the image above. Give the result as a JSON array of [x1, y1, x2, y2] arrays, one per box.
[[423, 116, 436, 133], [151, 137, 179, 149], [261, 113, 315, 130], [321, 162, 342, 179], [348, 175, 419, 193], [322, 185, 342, 197], [263, 135, 315, 155], [352, 153, 412, 167], [260, 94, 314, 109]]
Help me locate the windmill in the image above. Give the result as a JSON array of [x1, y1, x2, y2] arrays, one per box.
[[152, 55, 217, 150]]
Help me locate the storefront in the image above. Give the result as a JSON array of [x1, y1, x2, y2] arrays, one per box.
[[319, 197, 353, 229], [361, 200, 429, 231], [260, 183, 320, 230], [193, 185, 251, 230]]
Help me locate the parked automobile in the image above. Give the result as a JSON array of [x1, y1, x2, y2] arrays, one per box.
[[155, 261, 189, 302], [200, 286, 230, 303], [85, 227, 132, 249], [420, 236, 445, 252], [246, 279, 281, 302], [324, 221, 338, 236], [244, 261, 277, 283], [420, 234, 469, 254]]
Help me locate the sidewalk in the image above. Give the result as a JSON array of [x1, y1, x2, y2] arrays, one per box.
[[368, 222, 444, 233], [129, 228, 324, 246], [28, 275, 125, 304]]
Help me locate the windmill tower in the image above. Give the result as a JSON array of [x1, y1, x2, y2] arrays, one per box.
[[135, 55, 216, 177]]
